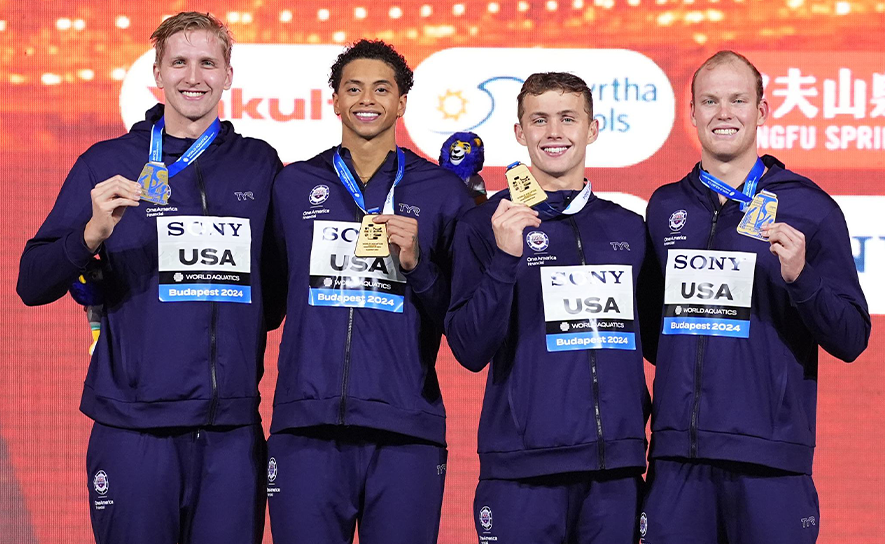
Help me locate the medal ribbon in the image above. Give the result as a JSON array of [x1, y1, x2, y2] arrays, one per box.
[[698, 157, 765, 211], [149, 117, 222, 177], [534, 180, 593, 220], [333, 147, 406, 215]]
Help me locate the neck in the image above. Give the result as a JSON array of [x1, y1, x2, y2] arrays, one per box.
[[532, 166, 586, 192], [700, 151, 759, 188], [163, 112, 216, 139], [343, 133, 396, 183]]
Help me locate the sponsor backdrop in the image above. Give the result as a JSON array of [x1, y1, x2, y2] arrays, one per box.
[[1, 1, 882, 543]]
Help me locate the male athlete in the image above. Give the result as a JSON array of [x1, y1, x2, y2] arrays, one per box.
[[640, 50, 870, 544], [18, 12, 281, 544], [265, 40, 472, 544], [446, 72, 650, 543]]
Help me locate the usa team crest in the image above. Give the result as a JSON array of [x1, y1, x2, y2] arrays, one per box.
[[479, 505, 493, 531], [668, 210, 687, 232], [267, 457, 278, 483], [93, 470, 109, 495], [309, 184, 330, 206], [526, 231, 550, 252]]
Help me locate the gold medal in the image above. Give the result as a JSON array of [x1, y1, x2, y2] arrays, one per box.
[[138, 161, 171, 205], [737, 190, 778, 241], [506, 162, 547, 207], [355, 215, 390, 257]]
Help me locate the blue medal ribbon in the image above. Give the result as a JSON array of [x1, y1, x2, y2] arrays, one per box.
[[332, 147, 406, 215], [533, 180, 593, 220], [698, 157, 765, 211], [149, 117, 222, 178]]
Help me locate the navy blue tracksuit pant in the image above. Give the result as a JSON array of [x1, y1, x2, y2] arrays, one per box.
[[267, 426, 447, 544], [641, 459, 820, 544], [86, 422, 266, 544], [474, 470, 643, 544]]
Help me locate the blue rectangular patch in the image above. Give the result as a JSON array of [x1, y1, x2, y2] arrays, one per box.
[[662, 317, 749, 338], [308, 288, 404, 313], [160, 284, 251, 303], [546, 331, 636, 352]]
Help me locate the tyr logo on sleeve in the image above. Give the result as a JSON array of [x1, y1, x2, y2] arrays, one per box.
[[156, 216, 253, 303]]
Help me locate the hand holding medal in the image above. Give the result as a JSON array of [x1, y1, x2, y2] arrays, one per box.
[[761, 222, 806, 283], [491, 199, 540, 258], [84, 175, 141, 251], [371, 214, 420, 270]]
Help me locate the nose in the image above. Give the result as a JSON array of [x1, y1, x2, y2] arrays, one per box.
[[715, 102, 732, 119], [546, 119, 564, 138], [185, 63, 200, 85], [359, 88, 375, 105]]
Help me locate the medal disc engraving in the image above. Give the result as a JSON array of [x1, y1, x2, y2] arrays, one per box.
[[138, 161, 171, 205], [737, 190, 778, 241], [355, 215, 390, 257], [506, 163, 548, 207]]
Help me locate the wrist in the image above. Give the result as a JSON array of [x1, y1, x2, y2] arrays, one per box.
[[83, 219, 105, 252]]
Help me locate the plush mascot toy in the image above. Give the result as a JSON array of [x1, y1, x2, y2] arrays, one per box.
[[439, 132, 488, 204], [68, 256, 104, 356]]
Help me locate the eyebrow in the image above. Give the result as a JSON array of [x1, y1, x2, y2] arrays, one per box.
[[529, 109, 580, 116], [699, 92, 751, 99], [168, 54, 220, 62], [343, 79, 394, 86]]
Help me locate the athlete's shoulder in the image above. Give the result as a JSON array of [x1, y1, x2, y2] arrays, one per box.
[[760, 156, 840, 226], [403, 148, 464, 185], [80, 130, 147, 163], [591, 194, 644, 225], [276, 147, 337, 185], [459, 189, 506, 228], [648, 172, 692, 206]]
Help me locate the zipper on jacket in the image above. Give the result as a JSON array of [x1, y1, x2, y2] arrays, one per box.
[[338, 308, 355, 424], [690, 206, 720, 457], [195, 161, 219, 426], [568, 217, 605, 469], [338, 204, 363, 425]]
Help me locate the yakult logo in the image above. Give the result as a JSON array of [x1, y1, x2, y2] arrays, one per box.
[[120, 45, 345, 163], [406, 48, 675, 168]]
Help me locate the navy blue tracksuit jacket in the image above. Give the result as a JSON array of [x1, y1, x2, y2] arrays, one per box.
[[446, 188, 652, 479], [17, 104, 282, 429], [268, 147, 473, 446], [644, 154, 870, 474]]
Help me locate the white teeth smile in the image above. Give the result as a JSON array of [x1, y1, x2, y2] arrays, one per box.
[[181, 90, 206, 97], [543, 146, 568, 154], [355, 112, 380, 120], [713, 128, 738, 135]]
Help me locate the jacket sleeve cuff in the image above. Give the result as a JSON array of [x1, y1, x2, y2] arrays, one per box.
[[487, 249, 520, 284], [401, 252, 438, 293], [785, 261, 822, 305], [64, 227, 98, 270]]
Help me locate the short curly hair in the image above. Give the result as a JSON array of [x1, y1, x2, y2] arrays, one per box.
[[329, 39, 413, 95]]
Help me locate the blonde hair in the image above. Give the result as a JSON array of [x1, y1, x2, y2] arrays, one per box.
[[151, 12, 233, 66], [692, 50, 764, 104]]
